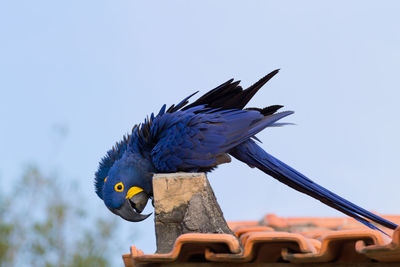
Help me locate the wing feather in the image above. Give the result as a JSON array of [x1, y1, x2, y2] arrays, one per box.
[[150, 107, 292, 172]]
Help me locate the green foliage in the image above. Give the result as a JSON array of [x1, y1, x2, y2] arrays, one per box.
[[0, 197, 15, 265], [0, 165, 123, 267]]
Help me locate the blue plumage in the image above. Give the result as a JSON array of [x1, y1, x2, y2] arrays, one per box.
[[94, 69, 398, 231]]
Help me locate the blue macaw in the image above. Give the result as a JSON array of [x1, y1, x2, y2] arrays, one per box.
[[94, 70, 397, 232]]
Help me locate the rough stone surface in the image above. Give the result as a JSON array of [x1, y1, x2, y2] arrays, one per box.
[[153, 173, 234, 253]]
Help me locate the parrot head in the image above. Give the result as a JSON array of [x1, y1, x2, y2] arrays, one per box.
[[95, 143, 153, 222]]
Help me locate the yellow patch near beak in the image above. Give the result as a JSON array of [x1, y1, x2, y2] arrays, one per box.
[[126, 186, 144, 199]]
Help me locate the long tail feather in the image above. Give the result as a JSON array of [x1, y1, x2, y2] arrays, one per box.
[[230, 140, 398, 232]]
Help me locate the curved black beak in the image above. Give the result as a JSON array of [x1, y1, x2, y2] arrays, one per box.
[[109, 191, 151, 222]]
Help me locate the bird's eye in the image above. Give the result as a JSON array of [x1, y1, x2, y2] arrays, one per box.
[[115, 182, 124, 192], [104, 176, 107, 183]]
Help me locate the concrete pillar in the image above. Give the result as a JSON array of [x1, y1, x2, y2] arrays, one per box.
[[152, 173, 234, 253]]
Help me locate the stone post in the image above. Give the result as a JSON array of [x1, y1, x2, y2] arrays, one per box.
[[152, 173, 234, 253]]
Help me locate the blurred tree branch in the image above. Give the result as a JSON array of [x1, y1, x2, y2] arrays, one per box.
[[0, 165, 122, 267]]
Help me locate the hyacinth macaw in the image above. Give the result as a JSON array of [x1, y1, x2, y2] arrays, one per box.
[[94, 69, 397, 232]]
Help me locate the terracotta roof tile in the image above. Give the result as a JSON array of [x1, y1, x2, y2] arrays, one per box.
[[122, 214, 400, 266], [263, 213, 386, 232], [227, 221, 260, 230], [356, 227, 400, 262], [232, 226, 274, 238], [207, 231, 317, 263], [282, 229, 388, 263], [127, 233, 240, 266]]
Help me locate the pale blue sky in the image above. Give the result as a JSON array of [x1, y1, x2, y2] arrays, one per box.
[[1, 0, 400, 260]]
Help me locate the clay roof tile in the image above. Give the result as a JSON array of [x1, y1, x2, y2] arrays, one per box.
[[123, 214, 400, 266]]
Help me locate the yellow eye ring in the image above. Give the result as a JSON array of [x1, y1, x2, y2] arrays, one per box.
[[115, 182, 124, 192], [104, 176, 107, 183]]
